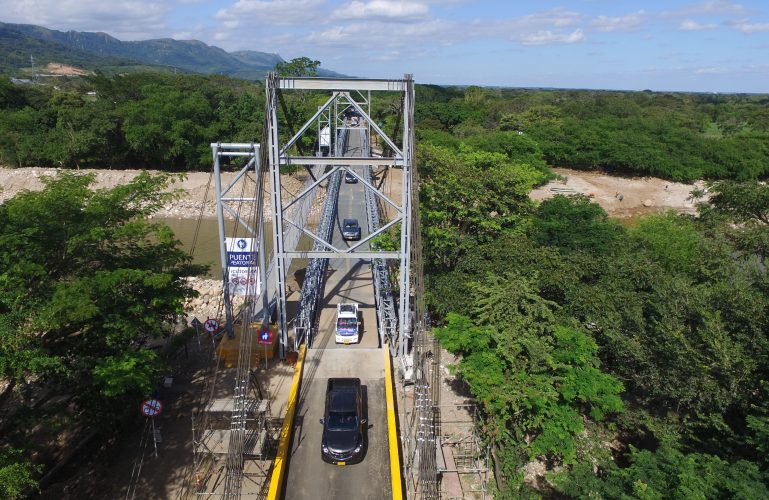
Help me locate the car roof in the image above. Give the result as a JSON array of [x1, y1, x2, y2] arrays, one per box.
[[329, 390, 357, 411]]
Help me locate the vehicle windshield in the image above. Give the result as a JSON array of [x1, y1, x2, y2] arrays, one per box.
[[343, 220, 357, 229], [337, 318, 357, 333], [327, 411, 358, 431]]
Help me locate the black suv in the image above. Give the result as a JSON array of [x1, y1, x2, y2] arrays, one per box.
[[320, 378, 366, 465], [344, 171, 358, 183], [342, 218, 361, 240]]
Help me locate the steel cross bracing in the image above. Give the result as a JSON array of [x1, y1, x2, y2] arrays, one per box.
[[211, 143, 264, 339], [293, 129, 347, 348], [213, 143, 260, 499], [400, 100, 444, 499], [265, 74, 415, 357], [364, 163, 398, 349]]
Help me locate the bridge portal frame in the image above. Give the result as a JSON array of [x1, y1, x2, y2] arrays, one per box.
[[265, 74, 415, 358]]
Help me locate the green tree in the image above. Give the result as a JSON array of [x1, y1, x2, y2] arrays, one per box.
[[0, 449, 39, 499], [699, 180, 769, 263], [555, 444, 769, 499], [531, 194, 624, 253], [0, 171, 204, 422], [629, 211, 703, 274], [419, 144, 546, 270], [275, 57, 321, 77], [437, 272, 623, 493]]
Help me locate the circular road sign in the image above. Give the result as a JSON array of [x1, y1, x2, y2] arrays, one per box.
[[203, 318, 219, 333], [141, 399, 163, 417]]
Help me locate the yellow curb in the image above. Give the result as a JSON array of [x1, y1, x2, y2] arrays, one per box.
[[267, 345, 306, 500], [383, 346, 404, 499]]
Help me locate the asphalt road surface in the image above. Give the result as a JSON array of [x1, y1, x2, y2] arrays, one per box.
[[283, 127, 391, 499]]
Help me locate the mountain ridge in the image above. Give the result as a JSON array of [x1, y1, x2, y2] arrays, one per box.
[[0, 22, 342, 79]]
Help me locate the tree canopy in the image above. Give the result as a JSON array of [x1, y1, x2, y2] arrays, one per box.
[[275, 56, 321, 77], [0, 171, 204, 494], [421, 127, 769, 496]]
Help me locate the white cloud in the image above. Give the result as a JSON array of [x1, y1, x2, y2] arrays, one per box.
[[517, 8, 583, 29], [679, 19, 718, 30], [303, 7, 588, 52], [694, 66, 726, 74], [331, 1, 430, 22], [305, 18, 452, 48], [591, 11, 646, 32], [215, 0, 327, 27], [478, 8, 584, 45], [730, 21, 769, 33], [661, 0, 749, 19], [517, 29, 584, 45], [2, 0, 172, 39]]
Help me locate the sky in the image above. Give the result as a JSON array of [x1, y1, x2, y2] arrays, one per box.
[[2, 0, 769, 93]]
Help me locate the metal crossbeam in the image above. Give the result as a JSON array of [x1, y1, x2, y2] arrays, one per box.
[[277, 77, 407, 91], [283, 156, 402, 166]]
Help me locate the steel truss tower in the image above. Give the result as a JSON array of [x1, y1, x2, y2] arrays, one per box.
[[264, 74, 415, 358]]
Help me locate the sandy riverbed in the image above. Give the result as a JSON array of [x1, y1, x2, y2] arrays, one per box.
[[1, 166, 704, 220], [0, 167, 316, 220], [530, 167, 705, 218]]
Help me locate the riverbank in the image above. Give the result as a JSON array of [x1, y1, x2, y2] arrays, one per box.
[[2, 166, 705, 220], [0, 167, 315, 220]]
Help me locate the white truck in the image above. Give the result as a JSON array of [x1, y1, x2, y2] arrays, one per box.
[[335, 303, 360, 344]]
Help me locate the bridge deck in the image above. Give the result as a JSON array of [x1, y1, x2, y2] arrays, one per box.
[[282, 129, 392, 499]]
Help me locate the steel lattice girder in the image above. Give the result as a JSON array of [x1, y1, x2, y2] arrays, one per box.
[[265, 74, 414, 359]]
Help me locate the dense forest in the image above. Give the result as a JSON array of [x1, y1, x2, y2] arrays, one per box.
[[2, 74, 769, 181], [0, 73, 265, 170], [1, 72, 769, 497], [0, 173, 206, 497], [414, 88, 769, 496]]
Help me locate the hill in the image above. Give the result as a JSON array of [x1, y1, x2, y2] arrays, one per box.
[[0, 24, 163, 76], [0, 22, 342, 79]]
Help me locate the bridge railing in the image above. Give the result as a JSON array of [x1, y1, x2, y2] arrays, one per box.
[[293, 129, 348, 347], [363, 135, 398, 348]]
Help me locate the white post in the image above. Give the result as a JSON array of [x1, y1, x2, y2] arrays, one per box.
[[151, 416, 158, 457]]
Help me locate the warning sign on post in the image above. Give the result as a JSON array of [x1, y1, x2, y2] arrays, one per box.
[[204, 318, 219, 333], [141, 399, 163, 417], [225, 237, 260, 296], [257, 330, 273, 345]]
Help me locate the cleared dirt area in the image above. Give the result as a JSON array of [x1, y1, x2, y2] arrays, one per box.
[[530, 167, 705, 218], [43, 63, 91, 77]]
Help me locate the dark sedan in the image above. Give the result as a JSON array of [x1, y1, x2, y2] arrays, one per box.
[[320, 378, 366, 465]]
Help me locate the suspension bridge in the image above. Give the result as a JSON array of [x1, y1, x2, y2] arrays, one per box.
[[181, 74, 488, 499]]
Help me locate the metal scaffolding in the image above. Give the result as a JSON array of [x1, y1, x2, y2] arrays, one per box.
[[189, 143, 277, 498], [437, 404, 490, 500]]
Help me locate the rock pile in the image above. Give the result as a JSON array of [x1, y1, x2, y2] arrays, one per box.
[[182, 276, 246, 325]]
